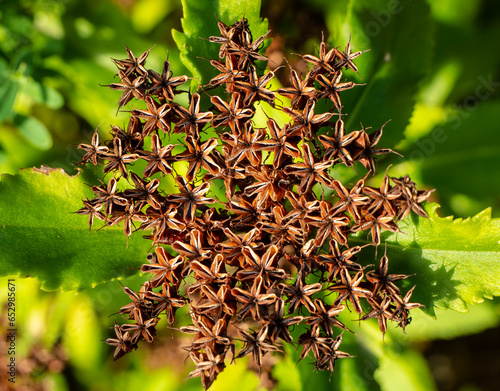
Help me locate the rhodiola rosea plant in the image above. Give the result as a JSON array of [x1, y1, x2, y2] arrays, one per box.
[[72, 2, 497, 390], [77, 13, 434, 389], [1, 0, 499, 390]]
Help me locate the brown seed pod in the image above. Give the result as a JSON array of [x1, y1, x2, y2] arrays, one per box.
[[75, 19, 432, 390]]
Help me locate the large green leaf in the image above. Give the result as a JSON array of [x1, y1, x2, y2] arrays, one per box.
[[172, 0, 268, 92], [321, 0, 434, 148], [0, 167, 151, 292], [353, 203, 500, 314]]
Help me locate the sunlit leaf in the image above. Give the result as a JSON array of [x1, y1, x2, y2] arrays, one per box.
[[353, 203, 500, 314], [63, 295, 103, 374], [0, 167, 150, 292], [209, 357, 261, 391], [273, 353, 302, 391], [131, 0, 175, 34]]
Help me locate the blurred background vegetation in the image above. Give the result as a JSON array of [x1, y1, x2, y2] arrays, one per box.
[[1, 0, 499, 390]]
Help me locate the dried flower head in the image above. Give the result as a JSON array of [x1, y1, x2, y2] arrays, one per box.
[[77, 17, 433, 390]]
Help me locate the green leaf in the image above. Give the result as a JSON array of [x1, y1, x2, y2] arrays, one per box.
[[0, 79, 19, 123], [19, 77, 65, 109], [374, 350, 437, 391], [410, 101, 500, 216], [131, 0, 175, 34], [336, 356, 375, 391], [282, 335, 331, 391], [322, 0, 434, 148], [273, 353, 302, 391], [396, 303, 500, 342], [61, 58, 130, 128], [354, 203, 500, 314], [172, 0, 268, 92], [334, 332, 380, 391], [13, 114, 53, 151], [209, 357, 261, 391], [63, 294, 103, 374], [425, 8, 500, 105], [346, 319, 436, 391], [0, 167, 151, 292]]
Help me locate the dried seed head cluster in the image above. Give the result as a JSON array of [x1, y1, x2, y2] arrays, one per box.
[[77, 18, 432, 389]]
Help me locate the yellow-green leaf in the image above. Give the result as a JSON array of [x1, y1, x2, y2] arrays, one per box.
[[0, 167, 150, 292], [354, 203, 500, 314]]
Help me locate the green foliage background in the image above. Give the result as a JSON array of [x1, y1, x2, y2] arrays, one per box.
[[1, 0, 499, 390]]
